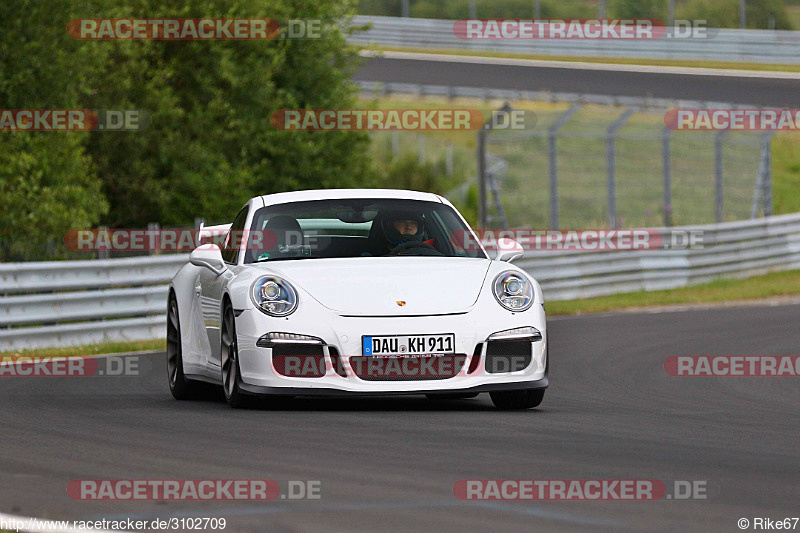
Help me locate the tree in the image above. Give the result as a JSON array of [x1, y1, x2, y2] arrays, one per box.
[[0, 0, 107, 261]]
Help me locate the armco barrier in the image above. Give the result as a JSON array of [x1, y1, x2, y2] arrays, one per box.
[[3, 213, 800, 351], [349, 15, 800, 65], [0, 255, 188, 352]]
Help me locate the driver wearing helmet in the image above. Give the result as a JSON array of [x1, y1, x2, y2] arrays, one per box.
[[381, 210, 436, 254]]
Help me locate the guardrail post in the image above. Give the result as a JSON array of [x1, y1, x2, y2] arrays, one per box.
[[715, 131, 727, 223], [607, 108, 636, 229], [662, 127, 673, 227], [548, 104, 581, 230]]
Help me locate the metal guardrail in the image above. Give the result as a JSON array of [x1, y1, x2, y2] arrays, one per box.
[[518, 212, 800, 300], [0, 255, 187, 352], [3, 213, 800, 350], [350, 15, 800, 64]]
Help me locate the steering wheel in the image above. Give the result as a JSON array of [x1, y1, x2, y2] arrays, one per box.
[[388, 241, 443, 256]]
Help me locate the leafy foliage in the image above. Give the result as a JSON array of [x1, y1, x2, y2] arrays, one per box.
[[0, 0, 374, 260]]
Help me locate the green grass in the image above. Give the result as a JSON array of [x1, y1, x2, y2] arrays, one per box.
[[365, 45, 800, 73], [772, 132, 800, 215], [0, 338, 165, 357], [787, 5, 800, 29], [547, 269, 800, 315]]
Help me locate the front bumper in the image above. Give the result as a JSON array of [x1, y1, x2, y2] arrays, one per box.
[[234, 304, 547, 395]]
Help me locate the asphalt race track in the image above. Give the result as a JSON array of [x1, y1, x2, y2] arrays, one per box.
[[354, 54, 800, 107], [2, 303, 799, 532]]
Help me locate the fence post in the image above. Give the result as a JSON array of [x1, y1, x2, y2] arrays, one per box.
[[477, 127, 487, 228], [548, 104, 581, 230], [762, 132, 774, 217], [417, 135, 425, 165], [391, 130, 399, 157], [98, 226, 109, 260], [148, 222, 160, 255], [477, 102, 514, 229], [445, 142, 453, 176], [662, 127, 673, 227], [606, 108, 636, 229], [715, 131, 727, 223]]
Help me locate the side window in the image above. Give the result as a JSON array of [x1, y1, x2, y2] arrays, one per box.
[[221, 206, 249, 264]]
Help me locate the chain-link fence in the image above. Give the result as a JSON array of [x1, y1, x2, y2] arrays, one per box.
[[478, 103, 773, 229]]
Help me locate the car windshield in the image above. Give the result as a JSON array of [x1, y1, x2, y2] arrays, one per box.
[[242, 198, 486, 263]]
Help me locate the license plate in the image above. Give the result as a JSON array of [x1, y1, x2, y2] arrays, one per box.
[[362, 334, 455, 356]]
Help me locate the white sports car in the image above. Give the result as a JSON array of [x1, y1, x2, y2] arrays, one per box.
[[167, 189, 548, 409]]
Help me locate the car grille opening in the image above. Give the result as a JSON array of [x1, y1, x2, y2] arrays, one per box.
[[272, 344, 326, 378], [468, 343, 483, 374], [485, 340, 532, 374], [328, 346, 348, 378], [349, 354, 467, 381]]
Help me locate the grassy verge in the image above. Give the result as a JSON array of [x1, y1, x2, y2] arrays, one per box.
[[364, 45, 800, 73], [0, 339, 165, 357], [547, 269, 800, 315]]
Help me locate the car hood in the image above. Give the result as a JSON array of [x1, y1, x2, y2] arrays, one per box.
[[256, 257, 492, 316]]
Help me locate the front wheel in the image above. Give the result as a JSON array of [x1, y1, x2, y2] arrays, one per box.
[[166, 295, 205, 400], [220, 301, 251, 408], [490, 389, 545, 410]]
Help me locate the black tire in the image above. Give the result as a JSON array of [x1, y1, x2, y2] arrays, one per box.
[[490, 389, 545, 410], [425, 393, 480, 400], [166, 294, 205, 400], [220, 300, 252, 408]]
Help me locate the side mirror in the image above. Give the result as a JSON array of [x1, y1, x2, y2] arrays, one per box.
[[494, 238, 524, 263], [190, 244, 227, 275]]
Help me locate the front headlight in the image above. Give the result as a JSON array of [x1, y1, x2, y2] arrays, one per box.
[[492, 271, 534, 312], [251, 276, 298, 317]]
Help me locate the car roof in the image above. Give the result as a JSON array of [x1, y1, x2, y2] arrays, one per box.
[[256, 189, 444, 207]]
